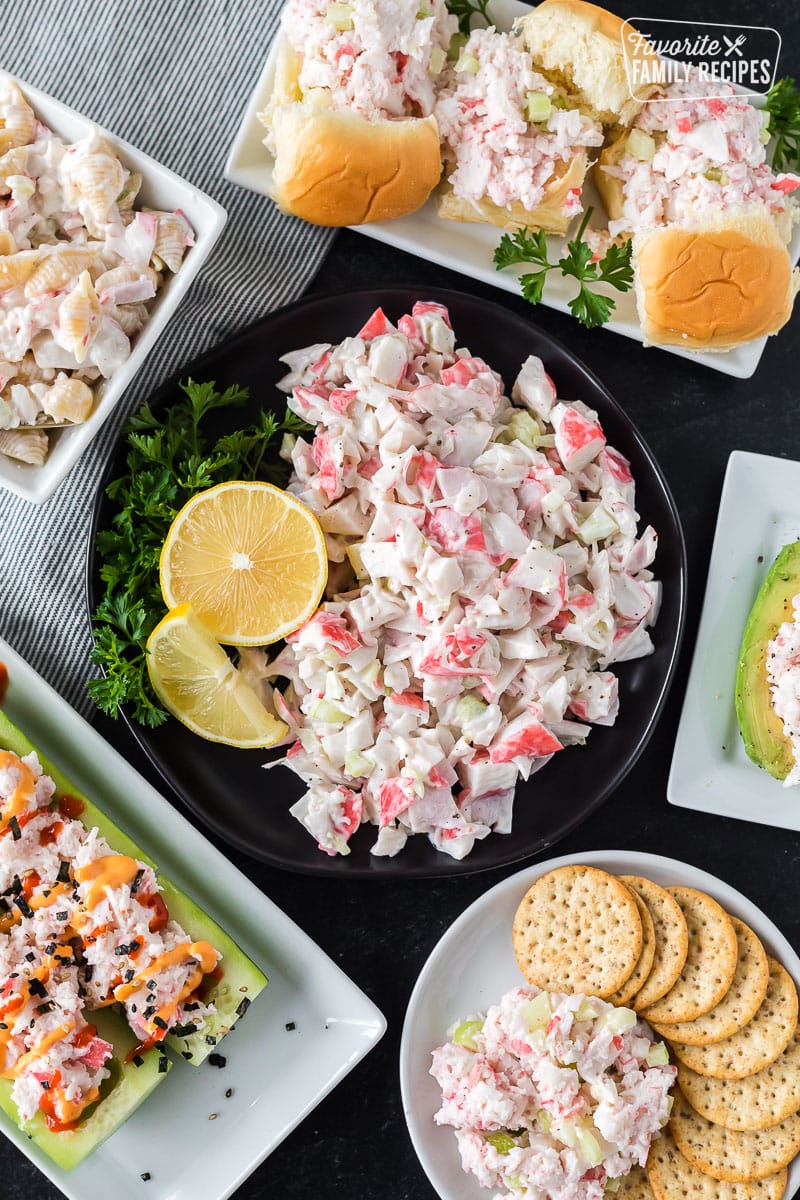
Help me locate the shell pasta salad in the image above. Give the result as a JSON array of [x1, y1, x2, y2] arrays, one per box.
[[251, 301, 660, 860], [0, 77, 194, 466]]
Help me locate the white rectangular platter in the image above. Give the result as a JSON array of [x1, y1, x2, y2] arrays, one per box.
[[668, 450, 800, 831], [0, 636, 385, 1200], [224, 0, 800, 380]]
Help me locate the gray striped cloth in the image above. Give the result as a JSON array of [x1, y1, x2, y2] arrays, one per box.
[[0, 0, 335, 715]]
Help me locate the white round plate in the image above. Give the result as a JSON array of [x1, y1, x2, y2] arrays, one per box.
[[399, 849, 800, 1200]]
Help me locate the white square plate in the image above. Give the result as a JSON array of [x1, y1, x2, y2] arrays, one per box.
[[400, 849, 800, 1200], [0, 72, 227, 505], [223, 0, 800, 380], [0, 636, 386, 1200], [668, 449, 800, 830]]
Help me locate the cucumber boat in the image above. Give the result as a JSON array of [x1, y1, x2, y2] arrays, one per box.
[[0, 710, 267, 1168]]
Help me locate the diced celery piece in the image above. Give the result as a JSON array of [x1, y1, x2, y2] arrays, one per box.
[[455, 694, 489, 726], [279, 432, 297, 462], [346, 543, 368, 581], [578, 506, 618, 545], [447, 31, 467, 60], [416, 0, 432, 15], [536, 1108, 552, 1133], [320, 648, 342, 668], [605, 1176, 622, 1194], [506, 1177, 523, 1193], [429, 46, 446, 74], [525, 91, 552, 123], [485, 1131, 516, 1154], [626, 128, 655, 161], [601, 1006, 638, 1035], [502, 409, 541, 449], [453, 1018, 483, 1050], [551, 94, 567, 109], [361, 659, 381, 685], [556, 1117, 578, 1148], [528, 1027, 546, 1052], [325, 1, 353, 29], [456, 53, 480, 74], [524, 992, 552, 1031], [575, 998, 598, 1021], [344, 750, 373, 777], [330, 835, 351, 856], [646, 1041, 670, 1067], [704, 167, 729, 185], [576, 1122, 604, 1167], [310, 698, 349, 723]]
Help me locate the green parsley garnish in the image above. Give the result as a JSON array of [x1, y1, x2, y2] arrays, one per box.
[[88, 379, 310, 727], [765, 76, 800, 172], [445, 0, 491, 36], [494, 208, 634, 329]]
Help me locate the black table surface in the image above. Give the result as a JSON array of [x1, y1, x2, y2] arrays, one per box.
[[5, 1, 800, 1195]]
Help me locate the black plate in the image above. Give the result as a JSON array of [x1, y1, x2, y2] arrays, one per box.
[[87, 286, 686, 877]]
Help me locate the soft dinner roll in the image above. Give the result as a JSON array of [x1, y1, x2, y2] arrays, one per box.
[[633, 208, 800, 350], [262, 36, 442, 226]]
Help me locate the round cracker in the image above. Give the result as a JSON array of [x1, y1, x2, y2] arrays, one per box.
[[512, 865, 643, 998], [670, 1085, 800, 1182], [615, 1163, 656, 1198], [651, 918, 769, 1046], [670, 958, 798, 1079], [677, 1025, 800, 1131], [640, 887, 737, 1025], [620, 876, 688, 1012], [610, 886, 657, 1007], [646, 1127, 787, 1200]]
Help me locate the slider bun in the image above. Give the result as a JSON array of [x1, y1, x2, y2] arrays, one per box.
[[516, 0, 660, 126], [436, 151, 589, 236], [264, 36, 442, 226], [634, 209, 799, 350]]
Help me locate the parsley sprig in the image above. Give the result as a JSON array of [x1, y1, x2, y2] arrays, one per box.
[[445, 0, 491, 35], [88, 379, 310, 727], [494, 208, 634, 329], [765, 77, 800, 172]]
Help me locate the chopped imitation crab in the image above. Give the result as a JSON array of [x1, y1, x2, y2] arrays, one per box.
[[269, 303, 660, 859]]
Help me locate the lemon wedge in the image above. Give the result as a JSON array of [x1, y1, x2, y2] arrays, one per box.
[[159, 480, 327, 646], [146, 605, 289, 748]]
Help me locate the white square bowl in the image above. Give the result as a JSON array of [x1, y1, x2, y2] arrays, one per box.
[[0, 72, 227, 505]]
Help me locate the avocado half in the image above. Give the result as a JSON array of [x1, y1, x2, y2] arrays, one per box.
[[735, 541, 800, 780], [0, 710, 268, 1167]]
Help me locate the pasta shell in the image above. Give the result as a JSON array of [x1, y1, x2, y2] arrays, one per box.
[[0, 231, 18, 256], [61, 136, 126, 233], [9, 352, 52, 386], [24, 245, 101, 298], [0, 427, 48, 465], [105, 302, 148, 337], [0, 81, 36, 153], [0, 250, 43, 291], [56, 271, 100, 364], [0, 145, 30, 191], [41, 373, 93, 423], [149, 210, 192, 272]]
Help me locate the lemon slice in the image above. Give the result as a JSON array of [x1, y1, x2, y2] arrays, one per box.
[[146, 605, 289, 748], [159, 480, 327, 646]]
